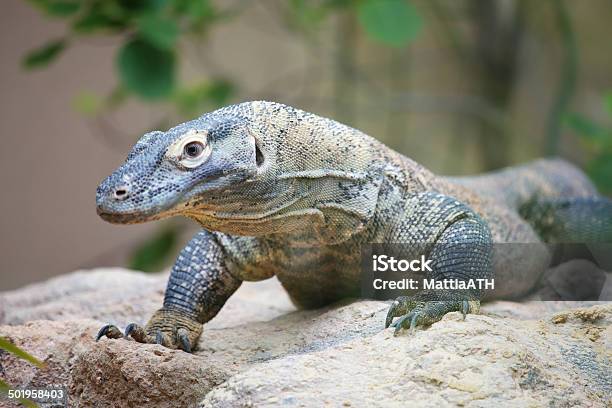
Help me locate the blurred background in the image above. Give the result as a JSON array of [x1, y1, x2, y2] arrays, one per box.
[[1, 0, 611, 290]]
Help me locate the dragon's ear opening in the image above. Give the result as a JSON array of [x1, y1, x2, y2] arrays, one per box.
[[255, 141, 265, 167]]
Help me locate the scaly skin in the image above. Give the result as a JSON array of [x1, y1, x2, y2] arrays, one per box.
[[95, 101, 607, 351]]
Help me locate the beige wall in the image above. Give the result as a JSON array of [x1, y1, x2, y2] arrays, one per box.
[[0, 0, 158, 289], [1, 0, 611, 290]]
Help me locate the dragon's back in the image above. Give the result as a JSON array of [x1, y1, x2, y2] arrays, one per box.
[[445, 158, 597, 210]]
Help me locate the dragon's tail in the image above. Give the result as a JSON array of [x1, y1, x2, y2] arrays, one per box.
[[448, 158, 611, 242], [519, 196, 612, 243]]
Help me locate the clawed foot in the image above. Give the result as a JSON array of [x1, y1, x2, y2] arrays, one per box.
[[385, 295, 479, 335], [96, 308, 202, 353]]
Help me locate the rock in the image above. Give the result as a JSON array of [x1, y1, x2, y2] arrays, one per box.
[[0, 268, 295, 407], [0, 319, 99, 402], [202, 304, 611, 407], [70, 340, 228, 408], [0, 268, 610, 407], [0, 268, 295, 329], [0, 319, 228, 408]]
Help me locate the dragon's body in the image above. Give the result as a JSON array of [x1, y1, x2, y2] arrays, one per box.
[[95, 101, 608, 351]]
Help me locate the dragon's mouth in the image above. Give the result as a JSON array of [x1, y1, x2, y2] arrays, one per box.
[[97, 210, 155, 224], [97, 206, 181, 224]]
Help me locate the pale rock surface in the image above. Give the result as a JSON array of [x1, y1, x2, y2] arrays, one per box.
[[0, 268, 609, 407]]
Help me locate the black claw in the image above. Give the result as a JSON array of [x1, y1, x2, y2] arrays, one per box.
[[393, 315, 410, 335], [385, 304, 397, 328], [177, 329, 191, 353], [409, 313, 418, 334], [124, 323, 137, 338], [96, 324, 121, 341], [124, 323, 148, 342], [393, 311, 420, 335], [386, 298, 407, 328], [96, 324, 111, 342]]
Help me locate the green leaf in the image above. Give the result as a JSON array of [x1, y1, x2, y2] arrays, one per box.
[[326, 0, 357, 9], [172, 0, 214, 19], [565, 113, 610, 144], [71, 1, 129, 33], [27, 0, 80, 17], [73, 91, 103, 116], [72, 13, 117, 33], [357, 0, 421, 47], [45, 1, 79, 16], [117, 38, 176, 100], [136, 15, 179, 49], [604, 92, 612, 117], [22, 39, 66, 69], [588, 154, 612, 193], [129, 227, 179, 272], [171, 0, 216, 30], [289, 0, 327, 28], [174, 79, 234, 117], [206, 80, 234, 105], [117, 0, 168, 13], [0, 337, 44, 368]]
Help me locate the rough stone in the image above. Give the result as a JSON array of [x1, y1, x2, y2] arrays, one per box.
[[201, 304, 611, 407], [0, 268, 609, 407]]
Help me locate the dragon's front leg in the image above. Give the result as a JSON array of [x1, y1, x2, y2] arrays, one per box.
[[385, 213, 493, 334], [97, 230, 242, 352]]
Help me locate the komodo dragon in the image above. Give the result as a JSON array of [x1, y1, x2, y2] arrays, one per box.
[[95, 101, 610, 352]]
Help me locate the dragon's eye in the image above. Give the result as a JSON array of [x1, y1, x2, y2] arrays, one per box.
[[184, 141, 204, 158], [166, 129, 211, 169]]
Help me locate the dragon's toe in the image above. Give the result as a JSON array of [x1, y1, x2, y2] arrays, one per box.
[[386, 294, 480, 335], [95, 324, 123, 341], [124, 323, 150, 343], [94, 309, 202, 353]]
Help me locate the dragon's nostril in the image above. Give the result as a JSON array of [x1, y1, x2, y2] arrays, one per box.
[[113, 186, 130, 200]]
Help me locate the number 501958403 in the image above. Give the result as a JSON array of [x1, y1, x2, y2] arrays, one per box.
[[6, 386, 67, 406]]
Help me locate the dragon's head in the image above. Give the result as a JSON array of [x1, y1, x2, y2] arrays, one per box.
[[96, 102, 269, 224]]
